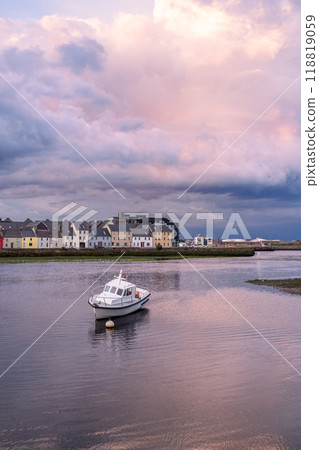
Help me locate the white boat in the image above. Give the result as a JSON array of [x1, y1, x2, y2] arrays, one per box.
[[88, 270, 151, 319]]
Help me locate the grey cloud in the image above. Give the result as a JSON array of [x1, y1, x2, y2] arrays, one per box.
[[2, 47, 46, 74], [118, 117, 145, 132], [180, 171, 301, 204], [58, 38, 105, 74], [0, 93, 57, 165]]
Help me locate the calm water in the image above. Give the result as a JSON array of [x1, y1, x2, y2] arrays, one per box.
[[0, 251, 300, 449]]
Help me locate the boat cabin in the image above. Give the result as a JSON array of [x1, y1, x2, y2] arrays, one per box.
[[99, 273, 138, 306]]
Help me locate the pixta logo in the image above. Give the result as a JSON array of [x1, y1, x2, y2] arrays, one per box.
[[52, 203, 98, 240]]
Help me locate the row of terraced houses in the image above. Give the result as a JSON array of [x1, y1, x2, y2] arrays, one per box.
[[0, 217, 176, 249]]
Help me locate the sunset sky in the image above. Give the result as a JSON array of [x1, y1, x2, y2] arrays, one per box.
[[0, 0, 301, 239]]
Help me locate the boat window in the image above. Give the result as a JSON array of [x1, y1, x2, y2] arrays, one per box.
[[127, 288, 132, 296], [104, 285, 110, 292], [117, 288, 123, 296], [110, 286, 117, 294]]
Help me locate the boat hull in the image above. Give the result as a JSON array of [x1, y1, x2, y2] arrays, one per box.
[[89, 294, 150, 319]]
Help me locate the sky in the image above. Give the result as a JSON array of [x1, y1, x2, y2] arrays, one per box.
[[0, 0, 301, 240]]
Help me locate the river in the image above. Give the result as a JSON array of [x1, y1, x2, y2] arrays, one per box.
[[0, 251, 300, 449]]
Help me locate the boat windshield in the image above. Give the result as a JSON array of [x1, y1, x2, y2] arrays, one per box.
[[103, 285, 130, 296]]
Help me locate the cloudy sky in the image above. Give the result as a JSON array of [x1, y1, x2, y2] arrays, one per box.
[[0, 0, 300, 239]]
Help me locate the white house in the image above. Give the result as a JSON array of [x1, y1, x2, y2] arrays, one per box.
[[193, 234, 214, 246], [88, 226, 111, 248], [62, 221, 91, 249], [130, 225, 153, 248], [37, 231, 51, 248], [193, 234, 205, 246]]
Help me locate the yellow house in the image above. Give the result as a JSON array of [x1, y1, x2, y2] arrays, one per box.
[[104, 221, 132, 247], [21, 230, 38, 248], [151, 224, 172, 248]]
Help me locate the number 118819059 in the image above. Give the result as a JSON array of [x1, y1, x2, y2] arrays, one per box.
[[305, 15, 316, 82]]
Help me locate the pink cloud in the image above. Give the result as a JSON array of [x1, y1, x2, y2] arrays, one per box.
[[0, 0, 300, 221]]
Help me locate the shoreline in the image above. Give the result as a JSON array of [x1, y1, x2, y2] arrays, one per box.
[[0, 247, 255, 263], [0, 246, 301, 264], [246, 278, 301, 295]]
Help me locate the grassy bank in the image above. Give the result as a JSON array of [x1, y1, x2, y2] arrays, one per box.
[[0, 247, 255, 263], [246, 278, 301, 295]]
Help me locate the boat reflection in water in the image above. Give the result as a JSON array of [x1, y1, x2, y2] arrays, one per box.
[[91, 308, 150, 353]]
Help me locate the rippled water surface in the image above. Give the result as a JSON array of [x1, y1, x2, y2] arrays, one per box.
[[0, 251, 300, 449]]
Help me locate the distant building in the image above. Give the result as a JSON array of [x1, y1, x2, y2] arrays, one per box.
[[193, 235, 215, 246], [221, 239, 256, 247], [130, 225, 153, 247], [88, 223, 111, 248], [37, 230, 52, 248], [105, 221, 133, 248], [150, 223, 172, 247], [0, 215, 177, 250], [21, 229, 37, 248], [26, 221, 52, 249], [2, 229, 22, 249]]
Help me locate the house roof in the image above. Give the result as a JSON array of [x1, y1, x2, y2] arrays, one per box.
[[36, 230, 52, 238], [107, 222, 131, 232], [130, 225, 151, 237], [26, 221, 48, 230], [0, 221, 27, 231], [76, 221, 90, 231], [93, 226, 111, 237], [20, 229, 36, 238], [150, 224, 171, 233], [4, 229, 22, 238]]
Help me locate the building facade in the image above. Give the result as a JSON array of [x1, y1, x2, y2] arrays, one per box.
[[105, 222, 133, 247], [131, 225, 153, 247], [88, 226, 111, 248], [151, 224, 172, 247]]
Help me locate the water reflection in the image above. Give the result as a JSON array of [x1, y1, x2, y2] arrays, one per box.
[[130, 269, 181, 292], [0, 253, 300, 449], [91, 308, 150, 351]]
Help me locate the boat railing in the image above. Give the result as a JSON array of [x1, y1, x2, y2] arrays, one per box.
[[90, 284, 149, 305], [135, 286, 149, 294], [90, 285, 106, 296]]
